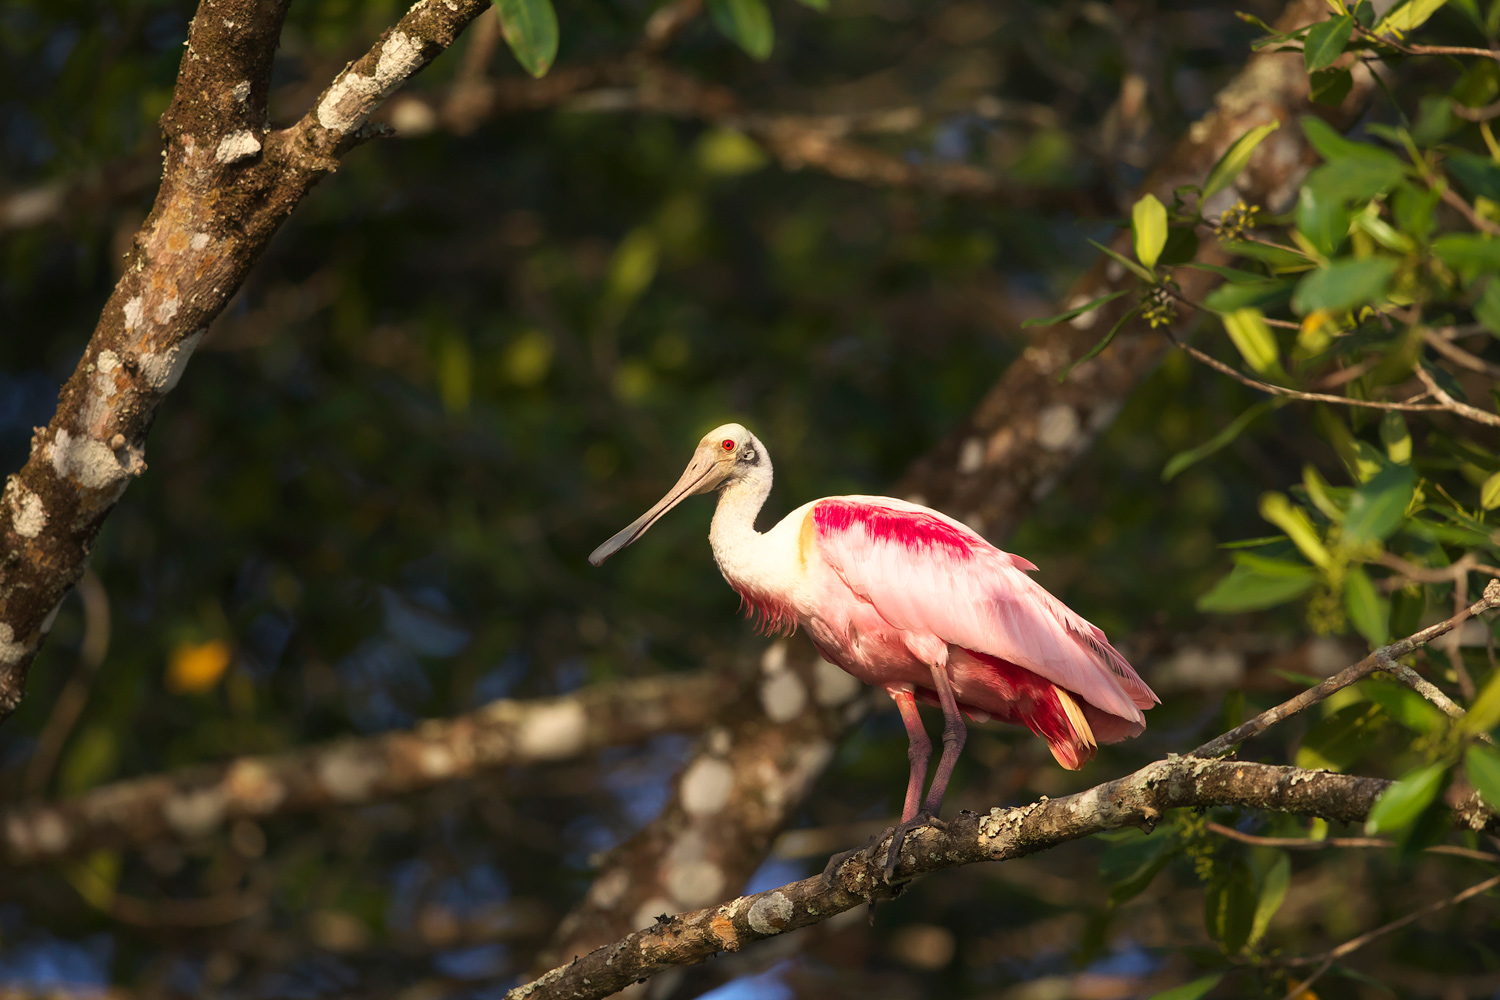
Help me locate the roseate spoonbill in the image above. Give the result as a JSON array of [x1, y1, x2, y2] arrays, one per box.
[[590, 424, 1157, 876]]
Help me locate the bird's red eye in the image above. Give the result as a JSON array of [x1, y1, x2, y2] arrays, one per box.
[[721, 439, 735, 451]]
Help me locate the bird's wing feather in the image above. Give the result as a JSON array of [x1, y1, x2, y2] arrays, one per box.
[[813, 496, 1157, 722]]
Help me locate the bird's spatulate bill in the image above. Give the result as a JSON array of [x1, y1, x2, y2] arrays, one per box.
[[588, 448, 725, 566]]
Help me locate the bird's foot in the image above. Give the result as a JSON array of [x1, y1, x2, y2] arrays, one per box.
[[820, 833, 883, 890], [882, 811, 945, 882]]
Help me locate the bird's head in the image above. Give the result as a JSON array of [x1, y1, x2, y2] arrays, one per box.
[[588, 423, 766, 566]]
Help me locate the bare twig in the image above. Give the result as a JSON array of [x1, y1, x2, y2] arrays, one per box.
[[1205, 821, 1500, 862], [1425, 330, 1500, 379], [1415, 365, 1500, 428], [1162, 328, 1445, 412], [1193, 580, 1500, 758], [1453, 99, 1500, 122], [1280, 874, 1500, 1000]]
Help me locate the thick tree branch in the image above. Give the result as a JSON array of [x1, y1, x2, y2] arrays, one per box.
[[506, 758, 1498, 1000], [0, 0, 493, 721], [0, 669, 733, 865]]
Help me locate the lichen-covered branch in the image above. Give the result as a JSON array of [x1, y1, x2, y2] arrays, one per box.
[[895, 0, 1373, 539], [0, 670, 733, 865], [507, 757, 1497, 1000], [0, 0, 493, 720]]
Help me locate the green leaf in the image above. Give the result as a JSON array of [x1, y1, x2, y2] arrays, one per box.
[[707, 0, 774, 60], [1345, 564, 1390, 645], [1302, 465, 1347, 521], [1380, 412, 1411, 464], [1361, 681, 1447, 735], [1197, 557, 1319, 613], [1303, 159, 1406, 205], [1183, 262, 1272, 283], [1204, 122, 1281, 201], [1391, 584, 1425, 636], [1375, 0, 1450, 35], [1353, 0, 1377, 24], [494, 0, 560, 78], [1202, 279, 1295, 313], [1163, 400, 1278, 481], [1310, 67, 1354, 107], [1133, 194, 1169, 270], [1222, 308, 1282, 376], [1248, 851, 1291, 946], [1304, 14, 1355, 70], [1301, 116, 1406, 169], [1088, 238, 1156, 283], [1342, 461, 1415, 544], [1056, 306, 1140, 383], [1222, 240, 1315, 272], [1099, 830, 1177, 902], [1433, 234, 1500, 283], [1260, 492, 1332, 568], [1204, 859, 1257, 953], [1021, 288, 1129, 328], [1149, 975, 1224, 1000], [1464, 668, 1500, 734], [1365, 762, 1448, 834], [1464, 745, 1500, 808], [1296, 183, 1352, 257], [1291, 256, 1399, 314], [795, 0, 828, 9], [1447, 151, 1500, 203], [1476, 278, 1500, 338]]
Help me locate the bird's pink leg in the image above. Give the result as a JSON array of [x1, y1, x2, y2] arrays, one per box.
[[889, 687, 931, 824], [919, 662, 968, 816]]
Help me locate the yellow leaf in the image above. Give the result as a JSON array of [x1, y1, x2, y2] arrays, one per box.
[[1132, 193, 1168, 271], [1223, 307, 1281, 376], [696, 128, 768, 176], [1483, 470, 1500, 511], [1260, 492, 1332, 569], [168, 639, 233, 694]]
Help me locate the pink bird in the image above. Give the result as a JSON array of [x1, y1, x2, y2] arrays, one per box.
[[590, 424, 1157, 876]]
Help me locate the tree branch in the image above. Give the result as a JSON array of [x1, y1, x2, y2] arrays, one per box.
[[0, 669, 734, 865], [1193, 580, 1500, 758], [0, 0, 494, 721], [505, 758, 1498, 1000]]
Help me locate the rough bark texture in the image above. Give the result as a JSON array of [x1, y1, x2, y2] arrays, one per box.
[[895, 0, 1374, 538], [0, 670, 734, 865], [534, 0, 1377, 975], [509, 758, 1499, 1000], [533, 636, 871, 972], [0, 0, 493, 720]]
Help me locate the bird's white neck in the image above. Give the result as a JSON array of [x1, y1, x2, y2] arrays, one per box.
[[708, 459, 774, 587]]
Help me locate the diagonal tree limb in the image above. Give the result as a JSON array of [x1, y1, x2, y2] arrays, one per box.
[[0, 669, 736, 866], [533, 0, 1375, 975], [0, 0, 494, 721], [505, 757, 1499, 1000]]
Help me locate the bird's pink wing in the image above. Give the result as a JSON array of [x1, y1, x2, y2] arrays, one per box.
[[812, 497, 1157, 722]]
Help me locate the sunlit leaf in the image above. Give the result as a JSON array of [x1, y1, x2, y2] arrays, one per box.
[[1365, 762, 1448, 834], [1304, 14, 1354, 70], [167, 638, 233, 695], [1222, 308, 1281, 376], [1380, 412, 1411, 464], [1203, 122, 1281, 201], [494, 0, 560, 78], [707, 0, 774, 60], [1133, 194, 1169, 270], [1464, 668, 1500, 734], [1375, 0, 1450, 35], [1088, 238, 1156, 282], [1259, 493, 1332, 568]]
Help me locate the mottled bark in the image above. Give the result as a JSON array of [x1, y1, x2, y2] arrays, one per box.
[[0, 670, 734, 865], [533, 636, 871, 971], [0, 0, 493, 719], [896, 0, 1375, 538], [508, 758, 1499, 1000]]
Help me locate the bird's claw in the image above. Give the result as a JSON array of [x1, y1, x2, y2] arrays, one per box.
[[882, 812, 945, 882]]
